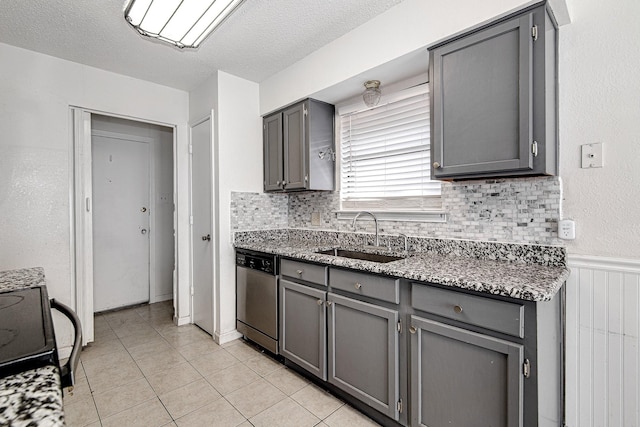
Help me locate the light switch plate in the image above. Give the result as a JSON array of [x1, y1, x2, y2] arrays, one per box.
[[311, 212, 321, 226], [581, 143, 603, 168]]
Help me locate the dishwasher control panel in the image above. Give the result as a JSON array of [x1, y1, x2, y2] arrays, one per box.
[[236, 250, 276, 275]]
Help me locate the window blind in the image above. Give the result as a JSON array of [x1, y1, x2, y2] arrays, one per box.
[[340, 87, 441, 209]]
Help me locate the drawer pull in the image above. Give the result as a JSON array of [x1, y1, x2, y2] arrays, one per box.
[[317, 299, 323, 306], [409, 326, 417, 334], [354, 283, 362, 290], [453, 305, 463, 314], [296, 269, 303, 275]]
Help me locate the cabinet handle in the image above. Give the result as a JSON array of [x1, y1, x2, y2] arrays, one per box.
[[281, 180, 287, 188], [354, 283, 362, 290], [276, 180, 281, 186], [317, 299, 323, 306], [296, 269, 303, 275], [326, 301, 333, 307], [409, 326, 417, 334], [453, 305, 463, 314], [433, 161, 441, 169]]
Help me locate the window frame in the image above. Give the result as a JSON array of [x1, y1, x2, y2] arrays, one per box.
[[335, 84, 444, 221]]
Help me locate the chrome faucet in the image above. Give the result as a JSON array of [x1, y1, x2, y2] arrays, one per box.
[[398, 233, 409, 252], [352, 211, 379, 247]]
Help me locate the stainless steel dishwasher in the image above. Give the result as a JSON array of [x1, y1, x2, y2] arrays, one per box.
[[236, 249, 278, 354]]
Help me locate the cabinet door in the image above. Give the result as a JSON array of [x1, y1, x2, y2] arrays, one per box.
[[327, 293, 399, 420], [283, 102, 308, 190], [431, 13, 534, 178], [263, 113, 283, 191], [280, 279, 326, 380], [410, 315, 524, 427]]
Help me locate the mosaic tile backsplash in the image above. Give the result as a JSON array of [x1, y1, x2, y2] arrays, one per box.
[[231, 176, 563, 246]]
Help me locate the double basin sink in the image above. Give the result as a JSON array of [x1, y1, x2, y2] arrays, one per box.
[[316, 248, 404, 264]]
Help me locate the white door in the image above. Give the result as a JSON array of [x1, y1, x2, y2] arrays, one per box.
[[92, 133, 150, 312], [191, 118, 214, 335]]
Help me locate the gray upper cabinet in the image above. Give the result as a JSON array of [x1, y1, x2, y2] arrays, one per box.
[[327, 292, 400, 421], [263, 98, 335, 192], [263, 113, 283, 191], [430, 4, 557, 180], [410, 315, 524, 427]]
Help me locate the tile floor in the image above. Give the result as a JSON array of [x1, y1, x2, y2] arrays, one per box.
[[63, 301, 381, 427]]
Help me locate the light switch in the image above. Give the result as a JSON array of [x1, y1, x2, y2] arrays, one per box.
[[311, 212, 321, 226], [581, 143, 603, 168]]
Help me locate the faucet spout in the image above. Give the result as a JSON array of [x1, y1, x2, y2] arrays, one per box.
[[352, 211, 379, 247]]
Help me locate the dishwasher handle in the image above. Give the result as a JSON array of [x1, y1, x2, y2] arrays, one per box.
[[50, 298, 83, 388]]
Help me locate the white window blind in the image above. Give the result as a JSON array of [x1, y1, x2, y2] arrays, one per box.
[[340, 86, 441, 210]]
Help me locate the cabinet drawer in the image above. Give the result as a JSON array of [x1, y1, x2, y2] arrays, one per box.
[[281, 259, 327, 286], [331, 269, 399, 304], [411, 284, 524, 338]]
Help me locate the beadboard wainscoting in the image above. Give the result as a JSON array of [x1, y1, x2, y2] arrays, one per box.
[[566, 255, 640, 427]]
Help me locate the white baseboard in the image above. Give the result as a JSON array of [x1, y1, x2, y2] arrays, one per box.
[[215, 329, 243, 345], [150, 293, 173, 304], [57, 346, 72, 360], [174, 315, 191, 326]]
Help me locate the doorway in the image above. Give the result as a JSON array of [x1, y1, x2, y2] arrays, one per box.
[[72, 109, 177, 343]]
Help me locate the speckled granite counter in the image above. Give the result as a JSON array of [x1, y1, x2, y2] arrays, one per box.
[[234, 230, 569, 302], [0, 267, 65, 427]]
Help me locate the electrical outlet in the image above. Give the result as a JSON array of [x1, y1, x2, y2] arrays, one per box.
[[558, 219, 576, 240]]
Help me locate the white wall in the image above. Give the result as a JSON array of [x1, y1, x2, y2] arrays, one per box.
[[190, 71, 262, 343], [0, 42, 189, 350], [559, 0, 640, 259], [259, 0, 532, 114]]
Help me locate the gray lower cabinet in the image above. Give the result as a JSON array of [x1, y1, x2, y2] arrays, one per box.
[[279, 278, 327, 380], [429, 4, 557, 180], [327, 292, 400, 421], [410, 315, 524, 427]]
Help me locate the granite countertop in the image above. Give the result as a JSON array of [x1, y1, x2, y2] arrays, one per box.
[[235, 236, 569, 302], [0, 267, 65, 426], [0, 267, 45, 292]]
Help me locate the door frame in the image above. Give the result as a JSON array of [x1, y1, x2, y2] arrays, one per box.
[[70, 107, 179, 345], [188, 113, 217, 334]]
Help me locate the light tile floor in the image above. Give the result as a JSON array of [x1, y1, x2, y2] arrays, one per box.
[[63, 301, 381, 427]]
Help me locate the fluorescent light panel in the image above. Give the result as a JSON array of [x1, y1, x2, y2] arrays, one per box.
[[125, 0, 245, 48]]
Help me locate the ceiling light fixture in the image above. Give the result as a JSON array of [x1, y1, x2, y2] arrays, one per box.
[[363, 80, 382, 107], [124, 0, 245, 49]]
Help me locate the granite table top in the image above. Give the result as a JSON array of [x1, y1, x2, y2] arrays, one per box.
[[235, 240, 569, 302], [0, 267, 65, 426]]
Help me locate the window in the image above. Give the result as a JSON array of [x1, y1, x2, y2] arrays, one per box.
[[339, 85, 441, 212]]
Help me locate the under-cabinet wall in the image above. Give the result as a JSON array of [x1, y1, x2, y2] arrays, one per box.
[[231, 175, 562, 245], [565, 255, 640, 427]]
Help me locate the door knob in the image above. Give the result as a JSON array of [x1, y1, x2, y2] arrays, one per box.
[[141, 229, 147, 234], [202, 234, 211, 241]]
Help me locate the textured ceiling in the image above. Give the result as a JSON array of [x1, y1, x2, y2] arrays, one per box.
[[0, 0, 405, 91]]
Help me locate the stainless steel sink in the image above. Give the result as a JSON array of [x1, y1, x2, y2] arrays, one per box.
[[316, 248, 403, 263]]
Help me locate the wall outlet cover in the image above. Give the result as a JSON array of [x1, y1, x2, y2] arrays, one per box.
[[311, 212, 321, 226], [558, 219, 576, 240]]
